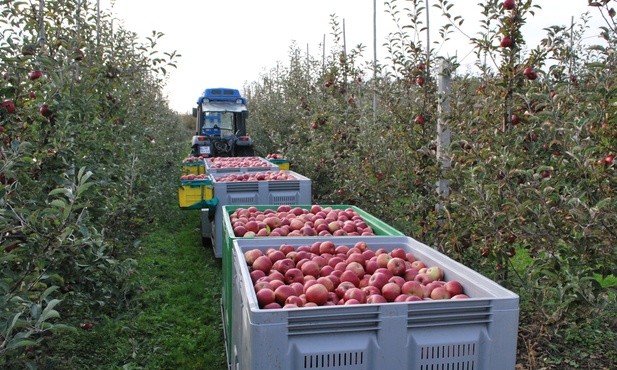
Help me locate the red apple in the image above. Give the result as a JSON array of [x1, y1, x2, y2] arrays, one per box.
[[430, 286, 451, 300], [340, 269, 361, 287], [284, 268, 304, 284], [387, 257, 407, 276], [500, 36, 513, 48], [28, 70, 43, 80], [381, 282, 401, 302], [376, 253, 392, 268], [256, 288, 276, 308], [444, 280, 464, 296], [343, 287, 367, 304], [300, 260, 320, 278], [503, 0, 515, 10], [335, 281, 356, 299], [0, 100, 16, 114], [252, 255, 273, 273], [401, 280, 425, 297], [305, 283, 329, 305], [368, 272, 389, 290], [388, 276, 406, 288], [274, 285, 296, 305], [367, 294, 387, 304], [426, 266, 444, 281]]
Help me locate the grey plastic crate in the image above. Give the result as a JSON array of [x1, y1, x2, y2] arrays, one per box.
[[209, 171, 312, 258], [204, 156, 279, 174], [229, 236, 519, 370]]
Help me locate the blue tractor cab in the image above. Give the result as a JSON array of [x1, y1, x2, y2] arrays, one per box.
[[191, 88, 254, 157]]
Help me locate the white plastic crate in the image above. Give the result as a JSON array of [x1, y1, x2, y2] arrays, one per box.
[[229, 236, 519, 370], [205, 156, 279, 174], [209, 171, 312, 258]]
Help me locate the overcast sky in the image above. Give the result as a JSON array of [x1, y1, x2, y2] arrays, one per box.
[[100, 1, 608, 113]]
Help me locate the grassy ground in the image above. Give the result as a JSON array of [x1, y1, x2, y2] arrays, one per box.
[[44, 208, 227, 369]]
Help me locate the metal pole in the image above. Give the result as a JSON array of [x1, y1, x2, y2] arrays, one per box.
[[436, 60, 453, 202], [373, 0, 377, 124], [425, 0, 430, 78]]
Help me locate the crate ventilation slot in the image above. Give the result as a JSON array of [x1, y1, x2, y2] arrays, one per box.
[[303, 351, 365, 369], [226, 183, 259, 192], [288, 312, 380, 335], [418, 343, 477, 370], [228, 195, 258, 204], [269, 181, 300, 191], [408, 304, 492, 328], [271, 195, 300, 205]]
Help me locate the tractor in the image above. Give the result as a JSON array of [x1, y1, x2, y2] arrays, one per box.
[[191, 87, 254, 157]]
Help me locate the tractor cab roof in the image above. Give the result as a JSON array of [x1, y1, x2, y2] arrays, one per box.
[[197, 88, 247, 112]]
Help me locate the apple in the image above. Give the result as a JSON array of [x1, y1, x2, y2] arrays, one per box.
[[387, 257, 407, 276], [316, 276, 335, 292], [335, 281, 356, 299], [366, 272, 389, 290], [523, 67, 538, 80], [234, 225, 247, 237], [284, 268, 304, 284], [274, 285, 296, 305], [252, 255, 273, 273], [268, 250, 286, 263], [376, 253, 392, 268], [305, 283, 328, 305], [285, 296, 304, 307], [345, 261, 365, 278], [374, 267, 393, 280], [401, 280, 425, 297], [451, 294, 470, 299], [390, 248, 407, 259], [256, 288, 276, 308], [365, 259, 379, 274], [268, 270, 285, 282], [503, 0, 515, 10], [366, 294, 387, 304], [28, 70, 43, 80], [40, 104, 53, 118], [319, 241, 336, 254], [403, 268, 420, 281], [346, 252, 365, 267], [300, 260, 320, 278], [500, 36, 513, 48], [1, 100, 16, 114], [362, 285, 381, 297], [406, 295, 423, 302], [381, 282, 401, 302], [414, 115, 425, 126], [444, 280, 464, 296], [388, 276, 406, 288], [263, 302, 282, 309], [250, 270, 266, 284], [340, 269, 361, 287], [343, 287, 367, 304], [430, 286, 451, 300], [416, 76, 425, 86]]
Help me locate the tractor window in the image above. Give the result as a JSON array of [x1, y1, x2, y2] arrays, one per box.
[[219, 112, 233, 131]]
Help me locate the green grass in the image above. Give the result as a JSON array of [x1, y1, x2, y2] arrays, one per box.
[[43, 208, 227, 369]]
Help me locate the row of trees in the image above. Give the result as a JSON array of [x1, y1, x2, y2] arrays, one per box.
[[247, 0, 616, 368], [0, 0, 188, 366]]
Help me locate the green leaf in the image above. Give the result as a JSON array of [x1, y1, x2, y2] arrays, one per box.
[[51, 199, 66, 208], [37, 299, 62, 325], [49, 187, 72, 197]]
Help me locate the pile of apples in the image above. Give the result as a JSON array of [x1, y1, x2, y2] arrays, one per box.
[[229, 205, 377, 238], [266, 153, 285, 160], [214, 171, 296, 183], [206, 157, 273, 168], [180, 173, 208, 181], [243, 240, 469, 309], [182, 156, 204, 164]]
